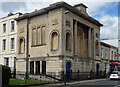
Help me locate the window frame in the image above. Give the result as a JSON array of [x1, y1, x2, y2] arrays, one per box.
[[4, 57, 9, 66], [105, 49, 107, 59], [11, 21, 15, 31], [11, 38, 15, 50], [101, 48, 103, 59], [3, 23, 6, 33], [3, 39, 6, 51]]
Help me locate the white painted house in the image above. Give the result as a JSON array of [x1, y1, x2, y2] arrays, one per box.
[[0, 13, 22, 72]]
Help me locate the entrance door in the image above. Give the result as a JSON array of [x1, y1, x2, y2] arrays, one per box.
[[30, 61, 34, 74], [42, 61, 46, 75], [36, 61, 40, 75], [66, 62, 71, 79], [96, 64, 99, 78]]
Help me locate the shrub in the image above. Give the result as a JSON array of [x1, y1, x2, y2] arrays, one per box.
[[2, 65, 11, 87]]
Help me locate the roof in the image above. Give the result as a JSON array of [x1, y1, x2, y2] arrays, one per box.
[[0, 12, 22, 20], [100, 42, 111, 48], [101, 39, 118, 47], [15, 1, 103, 27]]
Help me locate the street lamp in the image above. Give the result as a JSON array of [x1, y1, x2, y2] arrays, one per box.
[[14, 57, 16, 78]]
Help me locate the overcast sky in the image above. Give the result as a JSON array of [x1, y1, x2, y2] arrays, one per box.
[[0, 0, 119, 39]]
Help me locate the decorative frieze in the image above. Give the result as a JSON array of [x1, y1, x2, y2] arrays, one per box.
[[20, 28, 24, 33], [52, 19, 58, 25]]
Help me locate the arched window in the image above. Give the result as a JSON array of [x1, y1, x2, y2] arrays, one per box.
[[95, 40, 99, 55], [19, 38, 24, 53], [66, 32, 71, 51], [51, 32, 58, 50]]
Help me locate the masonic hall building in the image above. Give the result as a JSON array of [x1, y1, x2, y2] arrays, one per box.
[[15, 2, 103, 77]]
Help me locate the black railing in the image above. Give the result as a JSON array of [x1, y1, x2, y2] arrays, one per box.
[[14, 71, 107, 82]]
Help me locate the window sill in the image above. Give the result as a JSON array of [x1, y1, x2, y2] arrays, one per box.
[[51, 49, 59, 51], [105, 58, 108, 60], [2, 50, 6, 52], [31, 44, 46, 47], [96, 54, 99, 56], [11, 30, 15, 32], [66, 49, 71, 52], [3, 32, 6, 34], [11, 49, 15, 51], [18, 53, 24, 54]]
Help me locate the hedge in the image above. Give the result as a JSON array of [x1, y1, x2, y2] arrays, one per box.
[[2, 65, 11, 87]]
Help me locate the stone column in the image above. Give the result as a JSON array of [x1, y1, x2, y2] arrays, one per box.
[[88, 27, 92, 57], [74, 20, 77, 56], [93, 28, 95, 59], [34, 61, 36, 74], [40, 61, 42, 74], [91, 29, 94, 58]]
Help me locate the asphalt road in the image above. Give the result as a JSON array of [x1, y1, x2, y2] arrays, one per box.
[[30, 79, 120, 87], [69, 80, 120, 87]]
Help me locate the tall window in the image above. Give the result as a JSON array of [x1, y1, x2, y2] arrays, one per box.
[[66, 32, 71, 51], [105, 49, 107, 59], [32, 28, 36, 45], [51, 32, 58, 50], [101, 48, 103, 58], [11, 38, 14, 50], [19, 38, 24, 53], [11, 21, 15, 31], [3, 23, 6, 33], [3, 39, 6, 51], [4, 58, 9, 66], [111, 51, 113, 60], [30, 61, 34, 74], [32, 27, 46, 46], [95, 40, 99, 55]]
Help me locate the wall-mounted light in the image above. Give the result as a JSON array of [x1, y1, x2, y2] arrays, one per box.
[[64, 10, 69, 14], [47, 54, 49, 57]]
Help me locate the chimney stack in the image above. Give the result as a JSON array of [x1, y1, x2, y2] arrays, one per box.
[[8, 12, 14, 16], [35, 9, 37, 12], [74, 3, 88, 16]]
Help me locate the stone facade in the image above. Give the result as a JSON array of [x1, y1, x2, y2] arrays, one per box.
[[15, 2, 103, 78]]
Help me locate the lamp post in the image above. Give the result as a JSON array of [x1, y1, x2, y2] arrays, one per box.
[[14, 57, 16, 78]]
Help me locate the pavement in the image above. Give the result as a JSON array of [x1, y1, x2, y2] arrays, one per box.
[[49, 78, 108, 86], [29, 78, 109, 87]]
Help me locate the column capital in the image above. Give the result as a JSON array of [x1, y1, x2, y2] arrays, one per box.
[[74, 20, 78, 24]]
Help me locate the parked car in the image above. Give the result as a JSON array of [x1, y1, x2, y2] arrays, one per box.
[[110, 71, 120, 80]]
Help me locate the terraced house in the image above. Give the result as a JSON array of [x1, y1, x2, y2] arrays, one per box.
[[100, 41, 118, 74], [15, 1, 103, 79], [0, 13, 22, 73]]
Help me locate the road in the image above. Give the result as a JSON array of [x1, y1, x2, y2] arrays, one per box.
[[30, 79, 120, 87], [68, 80, 120, 87]]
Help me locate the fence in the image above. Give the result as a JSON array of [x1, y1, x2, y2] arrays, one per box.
[[13, 71, 107, 82]]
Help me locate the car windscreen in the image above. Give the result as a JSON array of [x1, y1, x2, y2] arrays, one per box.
[[112, 72, 118, 74]]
